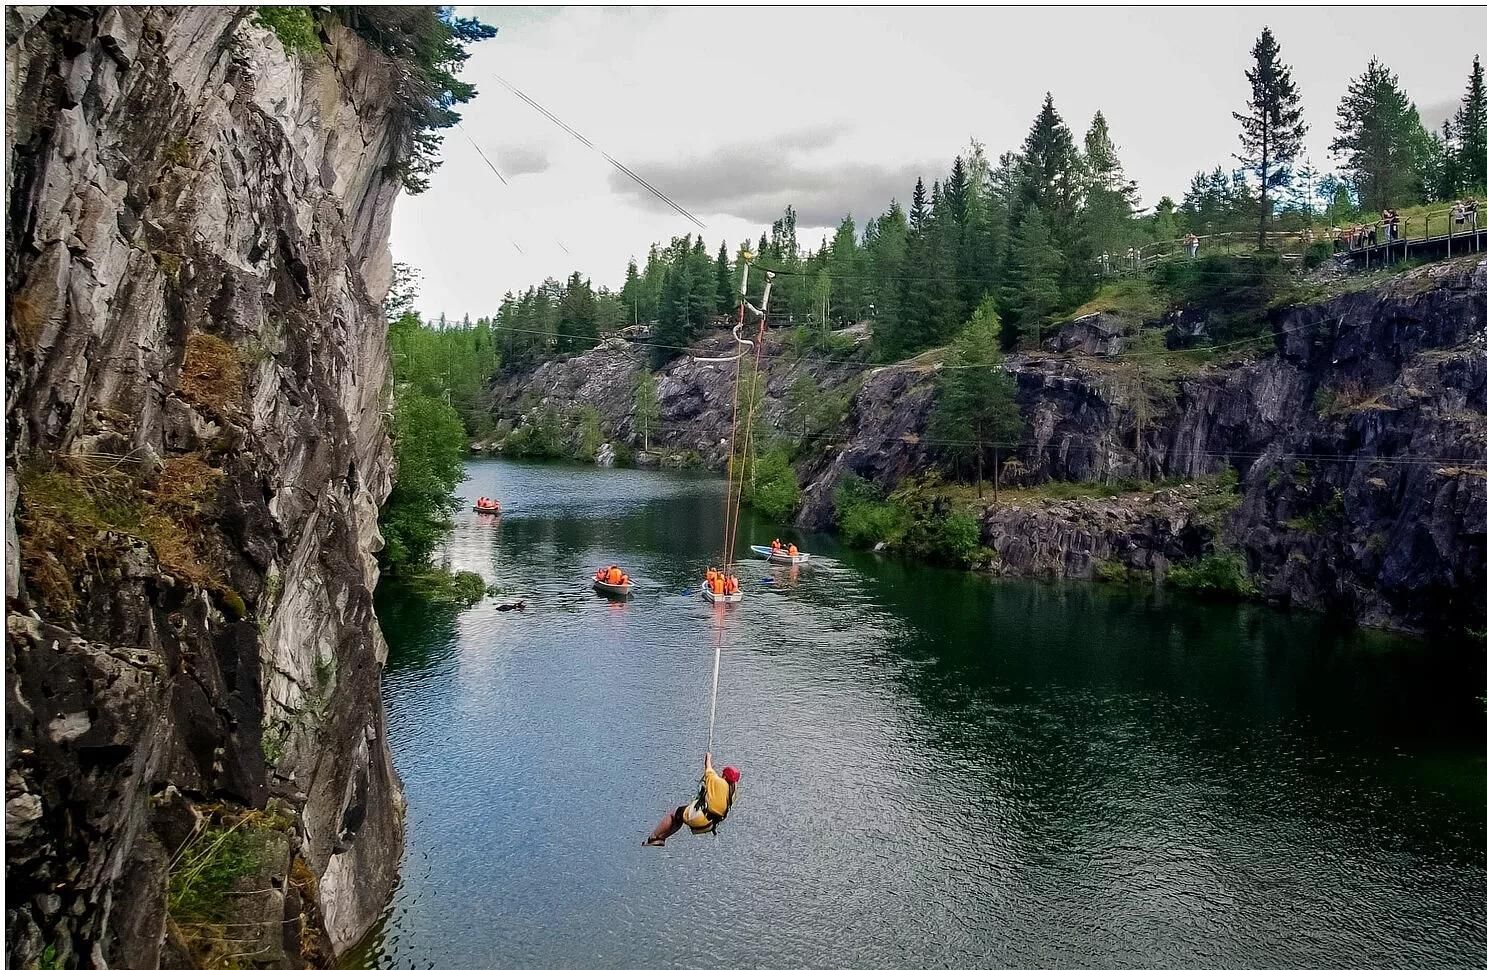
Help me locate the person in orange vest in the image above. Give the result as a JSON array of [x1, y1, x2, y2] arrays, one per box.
[[771, 538, 782, 553], [644, 754, 741, 846], [608, 565, 623, 585], [787, 543, 798, 557], [724, 573, 739, 595]]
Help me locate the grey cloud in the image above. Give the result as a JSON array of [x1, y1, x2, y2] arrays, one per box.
[[608, 132, 928, 229], [499, 145, 550, 177], [1418, 99, 1457, 133]]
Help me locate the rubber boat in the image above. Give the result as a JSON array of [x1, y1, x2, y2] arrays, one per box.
[[749, 544, 812, 565], [473, 500, 501, 514], [593, 577, 633, 597], [702, 584, 743, 604]]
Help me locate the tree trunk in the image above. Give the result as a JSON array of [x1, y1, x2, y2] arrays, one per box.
[[976, 444, 984, 499], [992, 445, 999, 504]]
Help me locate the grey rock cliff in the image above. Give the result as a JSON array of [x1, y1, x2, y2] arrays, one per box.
[[6, 7, 404, 966]]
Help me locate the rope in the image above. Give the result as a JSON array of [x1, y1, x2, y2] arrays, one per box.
[[706, 633, 723, 756]]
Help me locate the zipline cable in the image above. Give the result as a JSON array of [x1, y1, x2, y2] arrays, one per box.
[[490, 72, 707, 232]]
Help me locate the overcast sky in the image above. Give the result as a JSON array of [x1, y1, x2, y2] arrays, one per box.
[[391, 6, 1487, 322]]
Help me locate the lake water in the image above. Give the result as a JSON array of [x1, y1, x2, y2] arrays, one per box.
[[349, 459, 1487, 969]]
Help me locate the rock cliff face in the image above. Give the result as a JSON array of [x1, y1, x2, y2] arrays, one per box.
[[488, 257, 1487, 636], [6, 7, 403, 967]]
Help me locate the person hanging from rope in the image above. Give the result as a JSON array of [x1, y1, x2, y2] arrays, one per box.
[[643, 753, 741, 846]]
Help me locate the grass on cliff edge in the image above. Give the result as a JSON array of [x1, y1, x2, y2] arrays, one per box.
[[17, 456, 226, 613]]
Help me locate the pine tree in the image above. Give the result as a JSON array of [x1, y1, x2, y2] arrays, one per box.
[[1003, 205, 1064, 348], [1234, 27, 1307, 248], [929, 298, 1023, 497], [652, 262, 692, 366], [908, 178, 930, 235], [1453, 55, 1487, 190], [1331, 58, 1429, 212], [714, 240, 733, 314]]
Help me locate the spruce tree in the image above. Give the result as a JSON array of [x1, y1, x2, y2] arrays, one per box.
[[1079, 111, 1139, 272], [1453, 55, 1487, 190], [1331, 58, 1429, 212], [929, 298, 1023, 497], [1003, 205, 1064, 348], [555, 272, 597, 353], [620, 258, 641, 327], [1233, 27, 1307, 248], [687, 236, 712, 329], [714, 240, 734, 314], [866, 200, 909, 360], [1015, 94, 1079, 234]]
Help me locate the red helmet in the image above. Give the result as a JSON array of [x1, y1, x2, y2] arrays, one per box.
[[721, 766, 741, 784]]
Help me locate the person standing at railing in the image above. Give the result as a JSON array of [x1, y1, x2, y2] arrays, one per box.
[[1467, 199, 1479, 232], [1452, 201, 1467, 231], [1184, 233, 1199, 258]]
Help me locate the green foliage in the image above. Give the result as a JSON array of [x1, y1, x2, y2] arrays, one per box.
[[168, 822, 268, 924], [335, 8, 498, 193], [833, 474, 985, 566], [255, 6, 320, 54], [1331, 58, 1431, 211], [502, 406, 569, 459], [556, 272, 599, 352], [1149, 253, 1290, 343], [930, 299, 1023, 491], [834, 474, 909, 549], [632, 371, 660, 451], [1003, 205, 1065, 346], [575, 405, 603, 462], [393, 567, 493, 606], [1094, 560, 1133, 583], [1168, 549, 1258, 598], [744, 444, 800, 522], [387, 310, 500, 437], [1234, 27, 1308, 246], [379, 391, 466, 572]]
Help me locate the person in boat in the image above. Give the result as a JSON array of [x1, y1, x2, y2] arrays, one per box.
[[607, 565, 626, 586], [723, 573, 739, 595], [787, 543, 798, 558], [643, 753, 741, 846], [770, 538, 783, 554]]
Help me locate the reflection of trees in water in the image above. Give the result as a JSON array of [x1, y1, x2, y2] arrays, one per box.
[[376, 584, 461, 673], [861, 563, 1487, 862]]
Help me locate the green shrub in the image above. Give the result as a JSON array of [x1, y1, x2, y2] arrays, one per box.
[[834, 475, 906, 548], [256, 6, 320, 53], [1167, 549, 1257, 598], [745, 445, 800, 522], [1094, 560, 1131, 583]]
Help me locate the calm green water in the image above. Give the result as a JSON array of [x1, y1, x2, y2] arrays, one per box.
[[352, 459, 1487, 970]]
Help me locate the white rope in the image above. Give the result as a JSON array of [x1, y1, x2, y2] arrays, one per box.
[[706, 640, 722, 756]]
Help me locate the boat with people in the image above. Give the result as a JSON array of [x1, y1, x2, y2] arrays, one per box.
[[473, 496, 501, 514], [593, 564, 633, 597], [751, 538, 811, 565], [702, 568, 742, 603]]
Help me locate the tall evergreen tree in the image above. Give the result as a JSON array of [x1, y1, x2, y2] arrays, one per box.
[[1002, 205, 1064, 348], [714, 240, 734, 314], [687, 236, 713, 327], [1453, 55, 1487, 190], [620, 258, 641, 327], [1233, 26, 1307, 248], [929, 298, 1023, 497], [866, 200, 910, 360], [1079, 111, 1139, 269], [555, 272, 597, 353], [1014, 94, 1080, 234], [1331, 58, 1429, 212]]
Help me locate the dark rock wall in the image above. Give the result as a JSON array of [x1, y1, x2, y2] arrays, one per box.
[[6, 7, 404, 966]]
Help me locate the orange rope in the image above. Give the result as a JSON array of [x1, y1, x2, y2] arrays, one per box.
[[726, 316, 769, 570], [718, 301, 747, 572]]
